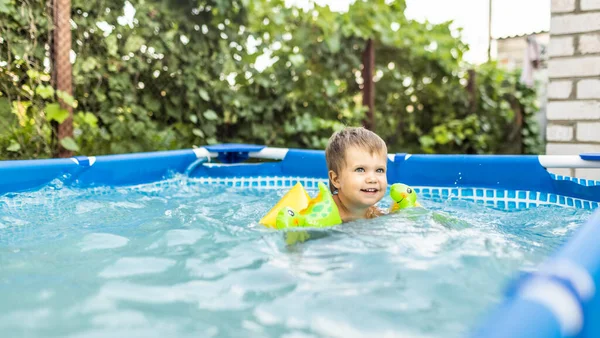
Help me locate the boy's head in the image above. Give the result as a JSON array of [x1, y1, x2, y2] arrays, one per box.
[[325, 126, 388, 209]]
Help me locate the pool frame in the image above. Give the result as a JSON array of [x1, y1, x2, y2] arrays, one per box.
[[1, 143, 600, 338]]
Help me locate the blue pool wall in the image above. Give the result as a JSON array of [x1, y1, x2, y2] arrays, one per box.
[[1, 146, 599, 207]]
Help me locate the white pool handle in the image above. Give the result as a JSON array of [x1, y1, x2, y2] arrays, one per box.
[[539, 155, 600, 169]]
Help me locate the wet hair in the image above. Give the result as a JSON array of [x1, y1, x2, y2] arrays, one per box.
[[325, 126, 387, 193]]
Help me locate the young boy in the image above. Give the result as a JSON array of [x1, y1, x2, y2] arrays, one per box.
[[325, 126, 388, 222]]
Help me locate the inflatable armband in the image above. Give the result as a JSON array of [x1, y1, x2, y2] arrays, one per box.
[[259, 182, 311, 228], [261, 182, 342, 229], [389, 183, 421, 212]]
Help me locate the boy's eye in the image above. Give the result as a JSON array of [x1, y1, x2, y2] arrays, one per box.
[[376, 168, 385, 173], [355, 167, 365, 172]]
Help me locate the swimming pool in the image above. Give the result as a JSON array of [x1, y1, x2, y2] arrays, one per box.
[[1, 144, 600, 338]]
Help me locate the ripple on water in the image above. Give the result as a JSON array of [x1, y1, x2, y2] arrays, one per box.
[[79, 233, 130, 252], [99, 257, 177, 278]]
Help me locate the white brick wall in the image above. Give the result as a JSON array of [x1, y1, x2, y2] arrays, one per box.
[[547, 100, 600, 120], [547, 142, 600, 154], [581, 0, 600, 10], [576, 122, 600, 142], [548, 80, 572, 99], [548, 56, 600, 78], [575, 168, 600, 180], [547, 124, 574, 141], [579, 33, 600, 54], [549, 36, 574, 56], [547, 1, 600, 181], [551, 13, 600, 35], [577, 79, 600, 99], [548, 168, 574, 177], [552, 0, 576, 12]]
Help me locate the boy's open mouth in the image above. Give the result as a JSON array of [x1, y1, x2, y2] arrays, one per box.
[[361, 188, 379, 194]]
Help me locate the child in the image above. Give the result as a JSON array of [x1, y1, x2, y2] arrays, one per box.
[[325, 126, 388, 222]]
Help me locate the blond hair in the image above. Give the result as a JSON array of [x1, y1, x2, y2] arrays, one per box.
[[325, 126, 387, 192]]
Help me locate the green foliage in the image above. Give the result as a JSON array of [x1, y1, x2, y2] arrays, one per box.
[[0, 1, 53, 159], [0, 0, 542, 159]]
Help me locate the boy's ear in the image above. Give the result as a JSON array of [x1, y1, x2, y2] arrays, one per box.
[[328, 170, 340, 189]]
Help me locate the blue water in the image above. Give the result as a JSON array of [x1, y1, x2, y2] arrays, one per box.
[[0, 177, 593, 338]]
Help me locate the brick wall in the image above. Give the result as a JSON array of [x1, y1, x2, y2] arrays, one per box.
[[547, 0, 600, 179]]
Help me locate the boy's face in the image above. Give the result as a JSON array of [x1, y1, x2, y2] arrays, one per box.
[[330, 146, 388, 210]]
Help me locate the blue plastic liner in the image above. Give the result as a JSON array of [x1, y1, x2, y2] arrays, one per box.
[[3, 145, 597, 202]]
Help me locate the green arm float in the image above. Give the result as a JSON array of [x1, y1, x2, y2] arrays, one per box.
[[389, 183, 421, 212], [275, 182, 342, 229]]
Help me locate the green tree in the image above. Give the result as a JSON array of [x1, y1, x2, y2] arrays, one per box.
[[0, 0, 542, 159]]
